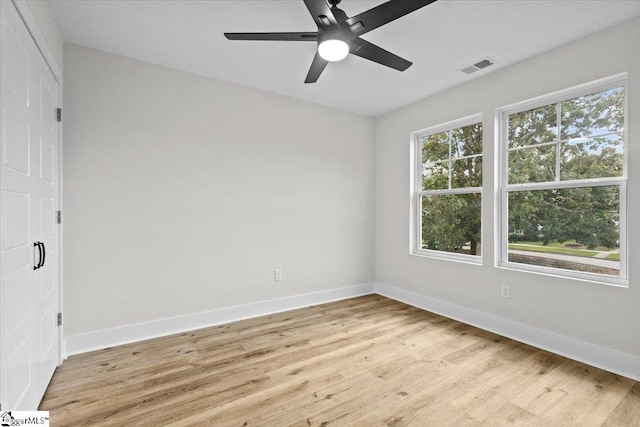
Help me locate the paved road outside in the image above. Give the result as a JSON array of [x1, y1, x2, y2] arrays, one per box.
[[509, 250, 620, 270]]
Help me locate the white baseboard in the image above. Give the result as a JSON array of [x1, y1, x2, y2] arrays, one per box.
[[65, 282, 375, 356], [376, 282, 640, 382]]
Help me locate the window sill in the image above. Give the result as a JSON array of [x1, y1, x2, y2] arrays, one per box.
[[497, 261, 628, 288], [412, 249, 482, 266]]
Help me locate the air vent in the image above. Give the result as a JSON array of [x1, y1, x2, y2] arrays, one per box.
[[460, 66, 479, 75], [459, 57, 496, 75]]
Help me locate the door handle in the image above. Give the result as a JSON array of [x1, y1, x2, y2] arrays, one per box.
[[34, 242, 42, 270], [39, 242, 45, 268]]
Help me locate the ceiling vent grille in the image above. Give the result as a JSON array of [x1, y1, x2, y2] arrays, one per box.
[[459, 57, 496, 75]]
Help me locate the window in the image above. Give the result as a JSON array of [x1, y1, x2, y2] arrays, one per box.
[[413, 115, 483, 262], [498, 78, 627, 285]]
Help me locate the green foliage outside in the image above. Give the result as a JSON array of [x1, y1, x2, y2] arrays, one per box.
[[508, 186, 620, 250], [421, 193, 481, 255], [420, 87, 624, 263], [605, 253, 621, 261], [507, 87, 623, 251], [421, 123, 482, 255]]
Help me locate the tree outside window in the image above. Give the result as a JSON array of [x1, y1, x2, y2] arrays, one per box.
[[416, 118, 483, 259], [503, 84, 626, 280]]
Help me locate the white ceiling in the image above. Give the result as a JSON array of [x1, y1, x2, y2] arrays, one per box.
[[50, 0, 640, 117]]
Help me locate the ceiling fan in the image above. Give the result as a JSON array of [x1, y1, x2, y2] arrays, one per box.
[[224, 0, 437, 83]]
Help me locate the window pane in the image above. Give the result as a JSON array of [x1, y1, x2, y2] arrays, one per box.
[[561, 134, 623, 180], [507, 186, 620, 276], [422, 160, 449, 190], [509, 145, 556, 184], [421, 193, 481, 256], [452, 156, 482, 189], [421, 131, 449, 163], [451, 122, 483, 157], [508, 104, 557, 148], [560, 87, 624, 140]]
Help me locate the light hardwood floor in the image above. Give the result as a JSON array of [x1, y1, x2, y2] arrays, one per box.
[[40, 295, 639, 426]]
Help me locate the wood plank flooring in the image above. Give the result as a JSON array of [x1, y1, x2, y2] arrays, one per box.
[[40, 295, 639, 426]]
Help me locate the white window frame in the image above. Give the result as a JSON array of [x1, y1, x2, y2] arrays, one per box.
[[411, 113, 483, 264], [496, 74, 628, 287]]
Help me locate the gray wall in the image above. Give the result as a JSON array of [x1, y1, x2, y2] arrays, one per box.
[[63, 44, 375, 337], [375, 18, 640, 357]]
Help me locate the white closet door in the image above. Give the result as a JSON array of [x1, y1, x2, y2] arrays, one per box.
[[0, 0, 60, 410], [35, 42, 60, 396]]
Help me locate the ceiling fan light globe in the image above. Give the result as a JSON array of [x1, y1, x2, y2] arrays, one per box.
[[318, 39, 349, 62]]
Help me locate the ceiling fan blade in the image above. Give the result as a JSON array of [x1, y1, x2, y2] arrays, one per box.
[[305, 52, 329, 83], [224, 32, 318, 41], [345, 0, 437, 37], [303, 0, 338, 28], [349, 38, 412, 71]]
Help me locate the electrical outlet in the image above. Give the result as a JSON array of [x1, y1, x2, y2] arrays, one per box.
[[500, 284, 510, 299], [274, 269, 283, 281]]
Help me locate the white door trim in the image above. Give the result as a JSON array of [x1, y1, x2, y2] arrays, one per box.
[[11, 1, 62, 81]]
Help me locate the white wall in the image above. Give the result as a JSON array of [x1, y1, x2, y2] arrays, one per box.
[[63, 44, 375, 338], [23, 0, 63, 70], [375, 19, 640, 357]]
